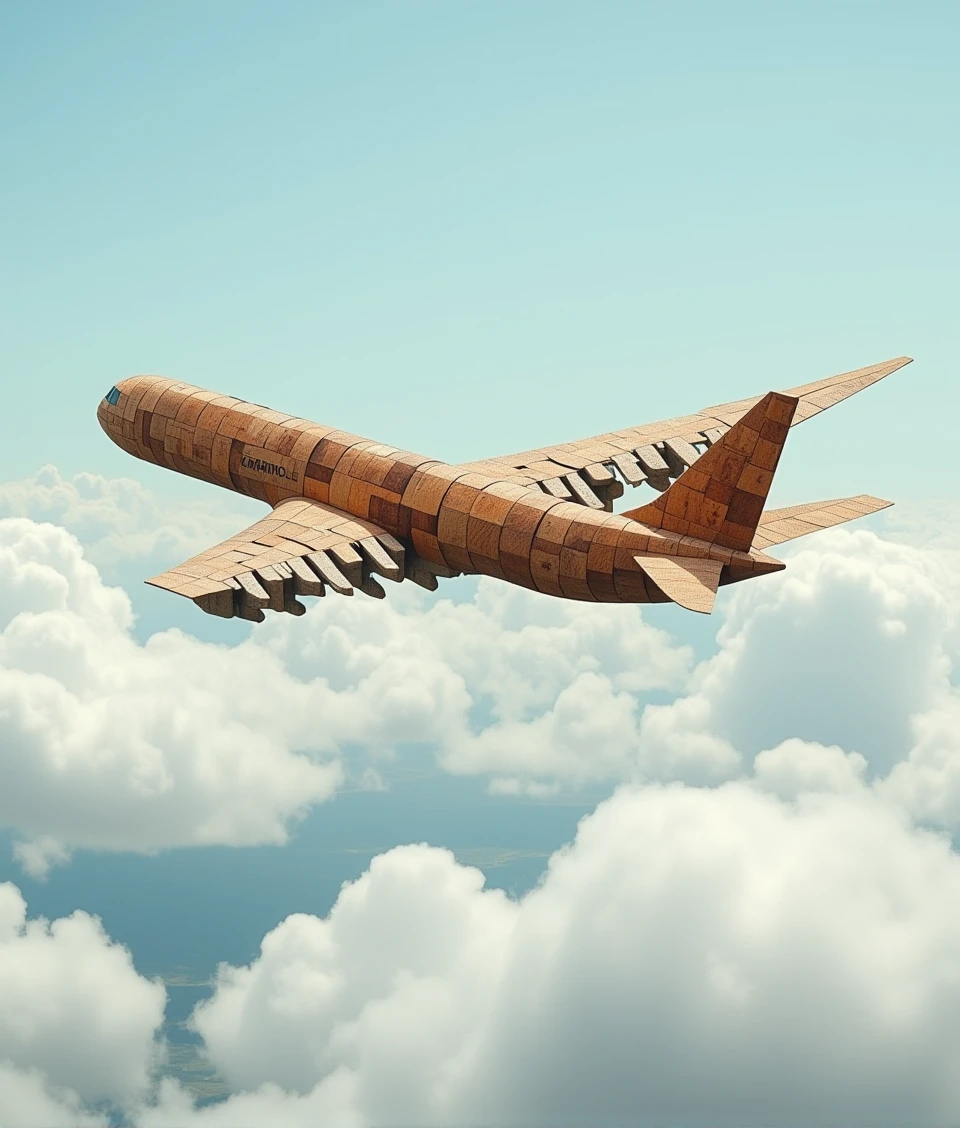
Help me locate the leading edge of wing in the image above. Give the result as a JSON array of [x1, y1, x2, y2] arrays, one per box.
[[700, 355, 913, 428], [472, 356, 911, 482]]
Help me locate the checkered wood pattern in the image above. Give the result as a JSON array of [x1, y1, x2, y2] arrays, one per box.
[[96, 357, 907, 619], [623, 391, 799, 552], [468, 357, 911, 504], [632, 555, 724, 614]]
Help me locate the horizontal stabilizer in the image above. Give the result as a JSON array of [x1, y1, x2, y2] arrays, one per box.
[[752, 495, 892, 550], [634, 554, 723, 614], [624, 391, 799, 552]]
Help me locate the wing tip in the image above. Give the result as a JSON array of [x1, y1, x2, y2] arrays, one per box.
[[866, 494, 894, 509]]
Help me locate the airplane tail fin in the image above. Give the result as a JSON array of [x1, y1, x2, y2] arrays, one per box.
[[751, 495, 892, 551], [623, 391, 799, 553]]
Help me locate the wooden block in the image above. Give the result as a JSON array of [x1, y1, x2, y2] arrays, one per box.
[[287, 556, 325, 596], [558, 571, 596, 602], [402, 466, 464, 515], [382, 459, 426, 496], [663, 437, 701, 472], [501, 552, 537, 590], [236, 571, 270, 607], [529, 548, 564, 597], [357, 576, 386, 599], [582, 463, 614, 485], [307, 551, 354, 595], [253, 564, 286, 611], [736, 463, 774, 497], [533, 507, 576, 552], [328, 543, 364, 585], [469, 489, 519, 524], [611, 452, 646, 486], [564, 473, 604, 509], [377, 533, 406, 565], [466, 516, 501, 561], [404, 556, 440, 590], [443, 480, 483, 515], [359, 537, 402, 581], [541, 477, 573, 499], [410, 527, 451, 569], [437, 505, 470, 548], [635, 445, 669, 474], [439, 542, 475, 573], [469, 551, 507, 581], [559, 546, 589, 581], [193, 589, 235, 618]]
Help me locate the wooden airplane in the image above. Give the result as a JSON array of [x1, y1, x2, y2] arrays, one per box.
[[96, 357, 910, 620]]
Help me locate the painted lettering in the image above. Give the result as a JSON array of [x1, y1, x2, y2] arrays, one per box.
[[240, 454, 289, 479]]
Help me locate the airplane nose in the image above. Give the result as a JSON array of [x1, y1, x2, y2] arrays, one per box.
[[97, 383, 126, 441]]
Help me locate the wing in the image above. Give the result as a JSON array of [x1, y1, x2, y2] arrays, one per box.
[[146, 497, 453, 621], [750, 494, 892, 551], [467, 357, 911, 509]]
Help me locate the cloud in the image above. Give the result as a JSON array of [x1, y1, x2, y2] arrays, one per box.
[[0, 881, 164, 1119], [0, 1063, 108, 1128], [137, 780, 960, 1128], [638, 529, 957, 782], [631, 527, 960, 836], [0, 465, 255, 575], [0, 512, 691, 869], [259, 576, 692, 787], [0, 518, 343, 869], [5, 495, 960, 1126], [8, 473, 960, 880], [752, 738, 868, 799]]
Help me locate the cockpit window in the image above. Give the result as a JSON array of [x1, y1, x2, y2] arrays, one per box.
[[105, 386, 121, 406]]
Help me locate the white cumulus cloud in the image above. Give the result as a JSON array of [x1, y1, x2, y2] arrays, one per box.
[[0, 519, 343, 871], [0, 511, 691, 871], [0, 464, 255, 574], [638, 529, 957, 785], [136, 781, 960, 1128], [0, 881, 165, 1120]]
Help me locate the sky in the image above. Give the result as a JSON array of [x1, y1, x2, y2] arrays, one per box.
[[2, 2, 960, 1125]]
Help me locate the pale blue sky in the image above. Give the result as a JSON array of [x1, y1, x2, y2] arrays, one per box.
[[2, 0, 957, 506], [2, 5, 960, 1107]]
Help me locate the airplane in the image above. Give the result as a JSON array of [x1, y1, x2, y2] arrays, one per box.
[[96, 357, 910, 620]]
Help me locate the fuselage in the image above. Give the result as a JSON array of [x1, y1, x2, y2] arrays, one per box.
[[98, 376, 779, 603]]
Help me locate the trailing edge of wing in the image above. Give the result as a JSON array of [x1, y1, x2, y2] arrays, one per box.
[[752, 495, 892, 550], [469, 357, 911, 497], [146, 497, 458, 620]]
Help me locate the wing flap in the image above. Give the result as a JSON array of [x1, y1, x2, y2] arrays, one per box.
[[146, 497, 454, 619], [471, 357, 911, 503]]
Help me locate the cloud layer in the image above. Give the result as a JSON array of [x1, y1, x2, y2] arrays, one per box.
[[0, 465, 255, 576], [5, 471, 960, 1126], [0, 881, 164, 1125], [142, 780, 960, 1128], [0, 505, 689, 871], [6, 478, 960, 879], [0, 518, 342, 874], [639, 529, 960, 827]]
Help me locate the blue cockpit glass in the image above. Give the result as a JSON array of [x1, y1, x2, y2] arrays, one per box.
[[105, 386, 121, 406]]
